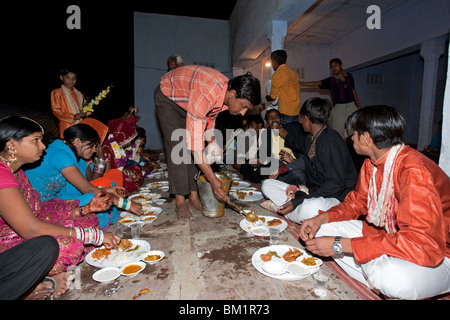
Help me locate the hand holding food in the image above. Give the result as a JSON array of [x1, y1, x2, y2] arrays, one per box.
[[129, 201, 144, 216], [102, 232, 121, 249]]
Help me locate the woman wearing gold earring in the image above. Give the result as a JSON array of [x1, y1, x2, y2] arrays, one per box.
[[0, 116, 121, 300]]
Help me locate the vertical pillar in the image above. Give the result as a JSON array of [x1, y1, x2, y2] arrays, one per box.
[[268, 20, 288, 75], [266, 20, 288, 107], [268, 20, 288, 53], [417, 37, 446, 151], [439, 35, 450, 175]]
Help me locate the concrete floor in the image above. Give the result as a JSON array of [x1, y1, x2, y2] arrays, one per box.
[[61, 174, 364, 302]]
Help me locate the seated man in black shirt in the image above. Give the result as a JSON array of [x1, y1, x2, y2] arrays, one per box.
[[261, 97, 358, 223]]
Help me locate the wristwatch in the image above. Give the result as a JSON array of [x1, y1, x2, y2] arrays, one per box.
[[332, 236, 343, 254]]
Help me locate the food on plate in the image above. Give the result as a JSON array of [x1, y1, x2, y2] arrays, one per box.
[[236, 191, 246, 199], [260, 254, 272, 262], [119, 218, 134, 224], [283, 248, 303, 262], [267, 250, 281, 258], [115, 239, 133, 251], [144, 254, 161, 262], [267, 219, 282, 227], [258, 217, 266, 223], [143, 216, 156, 221], [122, 264, 143, 275], [144, 211, 157, 216], [148, 182, 167, 188], [126, 245, 140, 252], [111, 252, 129, 265], [132, 196, 145, 202], [231, 181, 240, 187], [301, 256, 317, 266], [91, 248, 112, 261]]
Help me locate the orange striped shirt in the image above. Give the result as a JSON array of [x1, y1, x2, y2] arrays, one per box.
[[160, 66, 229, 151]]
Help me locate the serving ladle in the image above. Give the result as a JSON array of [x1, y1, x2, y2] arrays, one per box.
[[227, 200, 259, 223]]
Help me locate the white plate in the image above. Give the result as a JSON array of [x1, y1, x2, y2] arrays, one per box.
[[128, 193, 153, 204], [86, 240, 151, 268], [129, 193, 161, 203], [119, 217, 136, 226], [240, 216, 288, 236], [232, 190, 264, 202], [230, 180, 251, 189], [140, 215, 157, 224], [146, 181, 169, 188], [141, 206, 163, 216], [141, 250, 165, 264], [121, 261, 146, 277], [120, 207, 162, 222], [92, 267, 121, 283], [249, 226, 269, 236], [153, 199, 167, 206], [148, 171, 167, 179], [252, 245, 319, 281]]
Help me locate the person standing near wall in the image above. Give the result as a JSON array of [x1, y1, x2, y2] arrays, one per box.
[[301, 58, 362, 138], [266, 50, 301, 126]]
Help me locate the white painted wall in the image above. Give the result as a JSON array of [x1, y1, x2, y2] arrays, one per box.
[[134, 12, 231, 149], [351, 52, 425, 145], [230, 0, 317, 67], [328, 0, 450, 70], [233, 0, 449, 164]]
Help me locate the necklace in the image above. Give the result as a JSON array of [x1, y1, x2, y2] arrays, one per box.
[[307, 125, 327, 160], [0, 156, 12, 171]]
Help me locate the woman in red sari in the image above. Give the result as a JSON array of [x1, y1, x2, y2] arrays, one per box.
[[102, 112, 145, 193]]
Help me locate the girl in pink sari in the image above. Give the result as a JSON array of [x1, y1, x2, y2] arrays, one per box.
[[0, 168, 98, 274], [0, 116, 121, 299]]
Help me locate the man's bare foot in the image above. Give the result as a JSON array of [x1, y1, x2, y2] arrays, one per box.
[[176, 204, 192, 220], [187, 195, 202, 211]]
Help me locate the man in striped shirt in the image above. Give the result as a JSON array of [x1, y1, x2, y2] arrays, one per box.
[[155, 66, 261, 220]]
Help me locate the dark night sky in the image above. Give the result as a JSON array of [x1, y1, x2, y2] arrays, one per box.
[[0, 1, 236, 122]]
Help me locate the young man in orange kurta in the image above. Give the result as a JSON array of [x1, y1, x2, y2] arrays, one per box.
[[51, 68, 87, 138], [299, 106, 450, 300]]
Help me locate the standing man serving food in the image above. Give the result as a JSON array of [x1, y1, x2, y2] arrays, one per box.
[[154, 66, 261, 220]]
